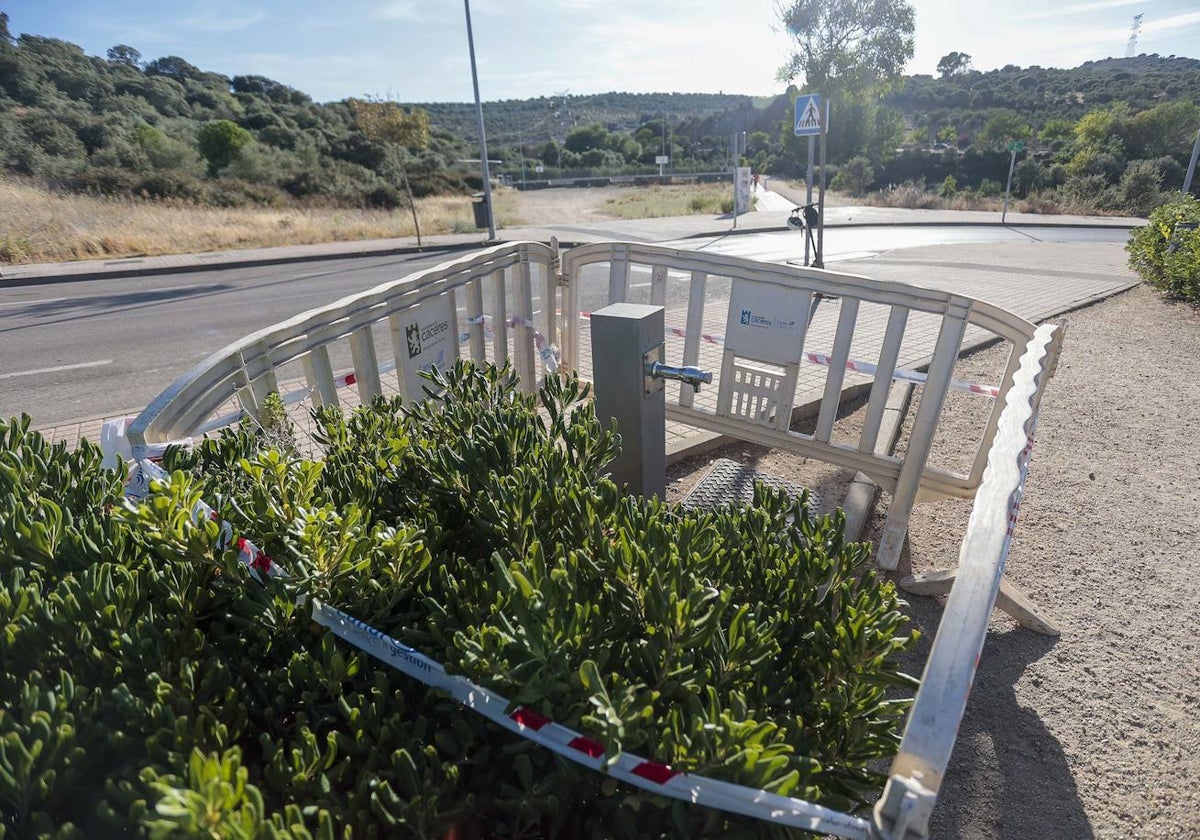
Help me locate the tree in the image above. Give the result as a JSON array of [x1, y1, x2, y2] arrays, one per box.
[[936, 52, 972, 79], [777, 0, 916, 92], [106, 44, 141, 67], [975, 110, 1031, 151], [832, 155, 874, 195], [348, 98, 431, 246], [0, 12, 12, 45], [777, 0, 914, 175], [144, 55, 201, 82], [564, 123, 609, 153], [197, 119, 252, 176]]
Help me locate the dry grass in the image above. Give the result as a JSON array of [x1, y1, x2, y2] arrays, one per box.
[[0, 178, 523, 264], [602, 183, 732, 219], [855, 182, 1123, 216]]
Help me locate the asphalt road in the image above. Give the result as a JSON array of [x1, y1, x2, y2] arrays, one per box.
[[0, 224, 1130, 427], [0, 250, 459, 426]]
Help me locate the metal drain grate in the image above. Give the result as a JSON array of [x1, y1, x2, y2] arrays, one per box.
[[678, 458, 821, 513]]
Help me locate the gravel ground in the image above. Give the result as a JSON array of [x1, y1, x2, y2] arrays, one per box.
[[668, 283, 1200, 839]]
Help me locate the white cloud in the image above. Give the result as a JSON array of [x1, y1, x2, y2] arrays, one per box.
[[1015, 0, 1152, 22], [373, 2, 421, 21], [1141, 9, 1200, 33]]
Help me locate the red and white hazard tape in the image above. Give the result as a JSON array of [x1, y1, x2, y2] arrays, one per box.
[[312, 600, 870, 838], [465, 313, 560, 374], [124, 458, 287, 580], [801, 352, 1000, 399]]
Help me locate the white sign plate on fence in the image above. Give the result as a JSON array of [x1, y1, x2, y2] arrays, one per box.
[[794, 94, 823, 136], [725, 278, 808, 365], [396, 294, 456, 401]]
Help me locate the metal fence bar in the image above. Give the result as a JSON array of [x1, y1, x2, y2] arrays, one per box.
[[514, 252, 537, 391], [872, 323, 1062, 840], [302, 346, 339, 408], [650, 264, 668, 306], [815, 299, 859, 443], [877, 306, 969, 569], [465, 279, 486, 363], [678, 271, 707, 409], [349, 326, 382, 403], [859, 306, 909, 454], [490, 269, 509, 367]]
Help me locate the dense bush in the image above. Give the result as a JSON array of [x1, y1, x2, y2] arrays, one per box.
[[0, 363, 919, 838], [1126, 195, 1200, 303]]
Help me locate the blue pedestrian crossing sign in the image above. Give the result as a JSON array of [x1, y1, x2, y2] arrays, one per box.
[[794, 94, 823, 136]]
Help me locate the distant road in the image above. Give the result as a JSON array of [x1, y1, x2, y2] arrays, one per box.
[[0, 250, 456, 427], [0, 224, 1130, 427]]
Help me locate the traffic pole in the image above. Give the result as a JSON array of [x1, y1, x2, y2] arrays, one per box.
[[1002, 147, 1017, 225], [815, 99, 828, 269], [805, 135, 814, 266]]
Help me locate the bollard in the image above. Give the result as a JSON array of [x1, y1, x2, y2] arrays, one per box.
[[590, 303, 667, 499]]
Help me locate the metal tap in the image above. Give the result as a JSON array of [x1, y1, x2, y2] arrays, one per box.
[[645, 360, 713, 393]]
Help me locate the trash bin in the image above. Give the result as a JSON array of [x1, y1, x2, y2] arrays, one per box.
[[471, 192, 489, 229]]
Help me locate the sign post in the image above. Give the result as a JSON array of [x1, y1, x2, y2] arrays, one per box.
[[655, 154, 669, 177], [816, 98, 829, 269], [794, 94, 825, 267], [1002, 140, 1024, 224]]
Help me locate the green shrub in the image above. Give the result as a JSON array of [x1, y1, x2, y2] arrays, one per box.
[[830, 157, 874, 197], [0, 364, 919, 838], [1117, 160, 1167, 217], [1126, 194, 1200, 303], [135, 171, 208, 202], [976, 178, 1002, 198], [207, 178, 286, 208], [938, 175, 958, 198]]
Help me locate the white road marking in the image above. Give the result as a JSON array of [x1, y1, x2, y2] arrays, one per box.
[[0, 296, 68, 308], [0, 359, 115, 380]]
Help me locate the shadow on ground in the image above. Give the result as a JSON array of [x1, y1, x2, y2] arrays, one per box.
[[901, 592, 1094, 840]]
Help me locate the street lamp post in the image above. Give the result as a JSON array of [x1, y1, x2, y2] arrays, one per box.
[[463, 0, 496, 241]]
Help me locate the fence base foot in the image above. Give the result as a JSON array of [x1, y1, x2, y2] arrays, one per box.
[[900, 570, 1061, 637]]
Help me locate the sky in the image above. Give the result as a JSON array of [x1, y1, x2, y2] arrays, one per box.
[[4, 0, 1199, 103]]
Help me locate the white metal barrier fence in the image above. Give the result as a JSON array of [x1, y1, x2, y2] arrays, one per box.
[[126, 240, 1064, 840], [128, 242, 559, 449], [561, 242, 1049, 569]]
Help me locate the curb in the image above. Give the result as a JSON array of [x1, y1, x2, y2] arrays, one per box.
[[0, 240, 490, 288]]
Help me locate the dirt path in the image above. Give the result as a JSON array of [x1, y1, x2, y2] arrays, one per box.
[[900, 283, 1200, 840], [668, 283, 1200, 838]]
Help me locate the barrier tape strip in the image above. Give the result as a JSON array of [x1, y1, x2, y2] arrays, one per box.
[[311, 600, 870, 839], [576, 312, 999, 398], [464, 314, 561, 374], [124, 458, 288, 581], [113, 456, 868, 837]]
